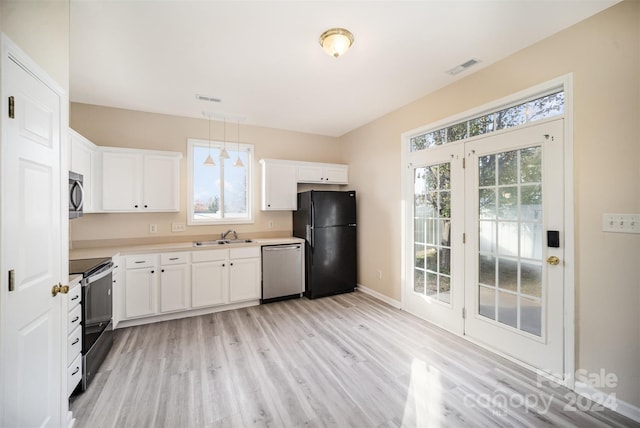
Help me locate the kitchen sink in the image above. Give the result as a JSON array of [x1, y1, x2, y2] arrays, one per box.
[[193, 239, 255, 247]]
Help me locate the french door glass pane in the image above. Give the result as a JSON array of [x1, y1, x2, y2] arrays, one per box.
[[414, 162, 452, 304], [477, 145, 543, 336]]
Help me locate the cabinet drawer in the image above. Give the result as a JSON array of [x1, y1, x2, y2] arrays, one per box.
[[192, 249, 227, 263], [68, 303, 82, 333], [125, 254, 156, 269], [161, 252, 189, 265], [67, 353, 82, 397], [230, 246, 260, 259], [68, 283, 82, 310], [67, 325, 82, 366]]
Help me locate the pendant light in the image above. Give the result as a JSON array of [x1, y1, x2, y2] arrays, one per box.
[[203, 114, 215, 166], [219, 118, 230, 159], [233, 120, 244, 168]]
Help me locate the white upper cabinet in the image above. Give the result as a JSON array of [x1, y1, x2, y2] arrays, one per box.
[[297, 162, 348, 184], [102, 148, 181, 212], [260, 159, 297, 211], [69, 129, 98, 212], [260, 159, 349, 211]]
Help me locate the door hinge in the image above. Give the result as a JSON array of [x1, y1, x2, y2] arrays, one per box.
[[8, 96, 15, 119], [8, 269, 15, 292], [462, 308, 466, 319], [462, 233, 466, 244]]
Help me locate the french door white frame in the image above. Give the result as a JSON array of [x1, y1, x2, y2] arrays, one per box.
[[400, 74, 575, 388]]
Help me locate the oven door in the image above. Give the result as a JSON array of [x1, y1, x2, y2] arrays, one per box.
[[82, 263, 113, 353]]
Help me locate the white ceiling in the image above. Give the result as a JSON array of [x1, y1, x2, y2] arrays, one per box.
[[70, 0, 618, 137]]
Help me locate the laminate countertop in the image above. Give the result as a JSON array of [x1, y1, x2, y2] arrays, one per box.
[[69, 237, 305, 260]]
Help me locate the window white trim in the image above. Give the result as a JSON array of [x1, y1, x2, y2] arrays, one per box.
[[187, 138, 254, 226], [400, 73, 575, 389]]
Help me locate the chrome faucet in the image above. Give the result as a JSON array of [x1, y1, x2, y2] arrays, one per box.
[[221, 229, 238, 241]]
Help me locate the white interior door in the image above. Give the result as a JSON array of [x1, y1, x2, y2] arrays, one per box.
[[464, 119, 564, 377], [1, 52, 63, 426], [404, 144, 465, 334]]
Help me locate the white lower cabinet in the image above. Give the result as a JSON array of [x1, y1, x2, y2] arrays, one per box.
[[119, 246, 262, 325], [124, 254, 157, 319], [159, 252, 191, 313], [229, 247, 261, 302], [191, 250, 228, 308], [66, 278, 82, 397]]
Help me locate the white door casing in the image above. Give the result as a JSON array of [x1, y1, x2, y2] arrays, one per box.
[[1, 36, 66, 427], [401, 76, 574, 382]]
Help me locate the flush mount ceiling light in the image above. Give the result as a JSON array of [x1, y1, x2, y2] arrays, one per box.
[[319, 28, 354, 58]]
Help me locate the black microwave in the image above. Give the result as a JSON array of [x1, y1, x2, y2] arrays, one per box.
[[69, 171, 84, 219]]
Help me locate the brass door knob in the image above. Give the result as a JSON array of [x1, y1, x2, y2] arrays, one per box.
[[51, 283, 70, 297], [547, 256, 560, 266]]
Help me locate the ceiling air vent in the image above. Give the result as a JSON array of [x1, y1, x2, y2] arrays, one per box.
[[446, 58, 481, 76], [196, 94, 221, 103]]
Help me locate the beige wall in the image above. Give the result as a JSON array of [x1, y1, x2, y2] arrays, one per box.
[[69, 103, 343, 245], [0, 0, 69, 93], [341, 0, 639, 408]]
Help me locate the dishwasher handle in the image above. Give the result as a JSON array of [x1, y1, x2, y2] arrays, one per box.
[[264, 245, 301, 251]]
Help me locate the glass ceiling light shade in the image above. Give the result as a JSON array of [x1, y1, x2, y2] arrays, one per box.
[[233, 120, 244, 168], [219, 118, 230, 159], [203, 114, 215, 166], [319, 28, 354, 58]]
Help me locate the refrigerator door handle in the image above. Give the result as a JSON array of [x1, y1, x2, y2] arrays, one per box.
[[306, 225, 313, 247]]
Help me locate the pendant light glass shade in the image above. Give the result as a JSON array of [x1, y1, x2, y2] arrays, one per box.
[[219, 118, 230, 159], [203, 115, 215, 167], [319, 28, 354, 58], [233, 120, 244, 167]]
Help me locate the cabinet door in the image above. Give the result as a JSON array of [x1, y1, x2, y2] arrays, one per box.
[[124, 268, 156, 318], [70, 132, 95, 211], [159, 264, 190, 313], [229, 257, 261, 302], [324, 165, 348, 184], [103, 152, 141, 211], [191, 261, 227, 308], [297, 164, 324, 183], [143, 155, 180, 211], [262, 162, 297, 210]]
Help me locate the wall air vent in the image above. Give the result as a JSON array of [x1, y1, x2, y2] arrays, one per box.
[[196, 94, 222, 103], [446, 58, 481, 76]]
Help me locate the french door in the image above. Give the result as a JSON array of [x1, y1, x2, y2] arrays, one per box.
[[405, 119, 565, 376]]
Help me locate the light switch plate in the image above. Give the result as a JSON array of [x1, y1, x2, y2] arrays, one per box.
[[171, 223, 186, 232], [602, 213, 640, 234]]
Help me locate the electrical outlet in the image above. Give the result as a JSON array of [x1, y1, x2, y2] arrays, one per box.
[[377, 270, 383, 280], [268, 220, 274, 229], [149, 224, 157, 233], [171, 223, 186, 232], [602, 213, 640, 234]]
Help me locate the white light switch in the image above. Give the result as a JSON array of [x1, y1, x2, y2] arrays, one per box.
[[602, 213, 640, 234], [171, 223, 186, 232]]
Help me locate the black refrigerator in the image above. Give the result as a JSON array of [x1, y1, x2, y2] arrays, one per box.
[[293, 190, 357, 299]]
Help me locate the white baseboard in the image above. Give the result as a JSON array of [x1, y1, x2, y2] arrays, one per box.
[[574, 381, 640, 423], [356, 284, 402, 309]]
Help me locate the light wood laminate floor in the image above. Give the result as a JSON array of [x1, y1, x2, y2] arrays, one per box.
[[70, 292, 637, 427]]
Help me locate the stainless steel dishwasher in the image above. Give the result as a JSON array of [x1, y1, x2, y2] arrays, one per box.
[[262, 244, 303, 303]]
